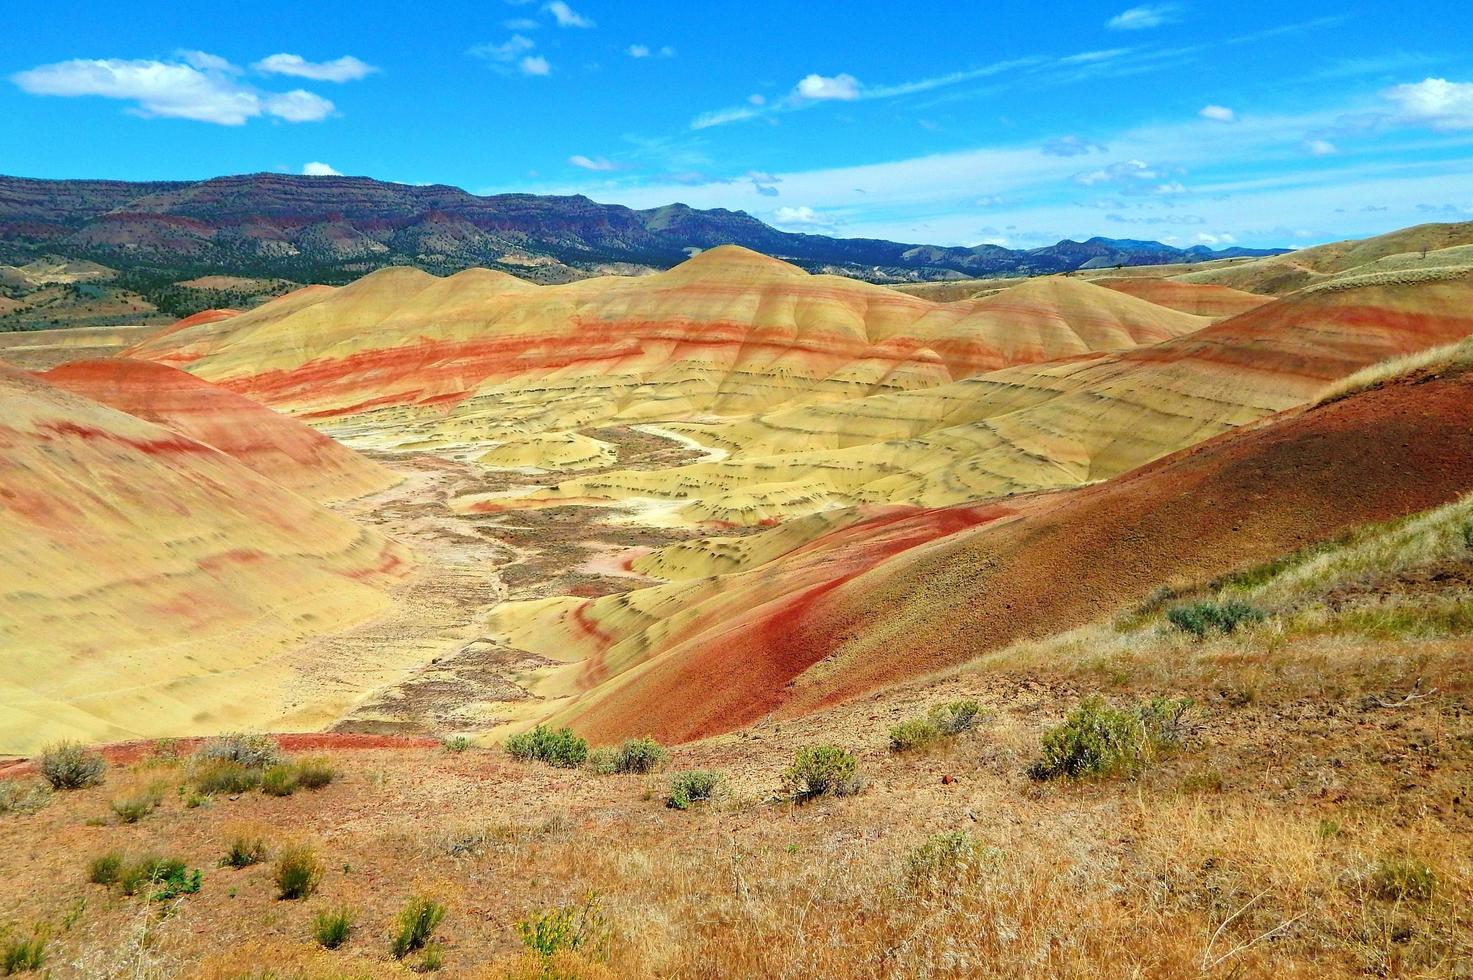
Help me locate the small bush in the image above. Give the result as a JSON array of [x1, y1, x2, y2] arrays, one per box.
[[1372, 857, 1438, 902], [504, 725, 588, 768], [442, 736, 471, 754], [1166, 599, 1266, 639], [193, 759, 261, 795], [0, 782, 50, 816], [118, 857, 194, 899], [1028, 696, 1192, 781], [411, 943, 444, 973], [111, 784, 163, 823], [221, 835, 266, 869], [889, 718, 942, 753], [666, 770, 723, 810], [312, 906, 355, 950], [589, 737, 669, 775], [390, 895, 446, 959], [517, 895, 608, 960], [0, 927, 46, 974], [38, 742, 105, 790], [929, 700, 984, 735], [87, 852, 124, 886], [782, 745, 863, 802], [905, 832, 1002, 895], [193, 733, 280, 769], [150, 865, 202, 901], [294, 758, 336, 789], [260, 764, 299, 797], [273, 845, 322, 900]]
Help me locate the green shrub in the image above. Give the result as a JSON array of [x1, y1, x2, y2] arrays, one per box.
[[312, 906, 355, 950], [904, 831, 1002, 894], [273, 845, 322, 900], [192, 759, 261, 795], [150, 865, 202, 901], [1166, 599, 1266, 639], [38, 742, 105, 790], [118, 857, 193, 899], [294, 758, 336, 789], [666, 770, 723, 810], [782, 745, 862, 802], [504, 725, 589, 768], [888, 718, 942, 753], [0, 782, 50, 816], [516, 895, 608, 960], [0, 927, 46, 974], [1372, 857, 1438, 902], [442, 736, 471, 753], [193, 733, 280, 769], [929, 700, 984, 735], [1028, 696, 1192, 781], [222, 835, 266, 869], [110, 784, 163, 823], [589, 736, 669, 775], [390, 895, 446, 959], [260, 764, 299, 797], [87, 852, 124, 886]]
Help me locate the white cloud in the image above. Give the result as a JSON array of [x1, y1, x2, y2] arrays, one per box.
[[10, 55, 334, 125], [771, 206, 833, 228], [471, 35, 537, 62], [627, 45, 650, 59], [1385, 77, 1473, 130], [692, 105, 761, 129], [1156, 181, 1188, 194], [1195, 232, 1238, 245], [748, 93, 766, 106], [1200, 104, 1235, 122], [253, 54, 377, 82], [520, 55, 551, 76], [794, 73, 861, 101], [544, 1, 594, 27], [1107, 4, 1180, 30], [569, 154, 616, 171], [1305, 138, 1338, 156], [302, 161, 342, 176], [1042, 135, 1107, 157], [1074, 159, 1160, 186]]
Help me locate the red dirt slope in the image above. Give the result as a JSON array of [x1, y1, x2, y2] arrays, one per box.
[[41, 358, 396, 503], [564, 366, 1473, 743]]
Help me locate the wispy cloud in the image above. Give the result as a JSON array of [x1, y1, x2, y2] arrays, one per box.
[[544, 1, 594, 27], [569, 154, 617, 171], [252, 54, 378, 83], [1200, 104, 1235, 122], [469, 35, 552, 76], [1106, 4, 1181, 30]]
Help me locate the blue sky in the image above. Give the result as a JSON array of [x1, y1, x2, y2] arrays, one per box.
[[3, 1, 1473, 249]]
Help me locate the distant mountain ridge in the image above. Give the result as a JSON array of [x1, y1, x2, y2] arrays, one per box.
[[0, 173, 1286, 286]]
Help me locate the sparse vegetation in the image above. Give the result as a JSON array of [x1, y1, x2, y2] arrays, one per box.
[[1029, 696, 1192, 781], [37, 741, 105, 790], [87, 852, 123, 886], [1372, 857, 1438, 902], [589, 736, 669, 775], [221, 835, 266, 869], [928, 699, 984, 735], [504, 725, 589, 768], [1166, 599, 1266, 638], [193, 733, 280, 770], [192, 759, 262, 795], [0, 782, 49, 816], [442, 736, 471, 753], [260, 764, 299, 797], [109, 856, 199, 900], [149, 864, 202, 901], [294, 757, 336, 789], [516, 895, 608, 961], [904, 832, 1002, 895], [666, 770, 723, 810], [0, 927, 46, 975], [890, 699, 986, 752], [110, 790, 161, 824], [888, 717, 942, 752], [390, 895, 446, 959], [273, 845, 322, 900], [783, 745, 863, 801], [312, 906, 355, 950]]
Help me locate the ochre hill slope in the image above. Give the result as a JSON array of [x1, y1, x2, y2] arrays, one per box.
[[465, 269, 1473, 523], [128, 248, 1208, 456], [514, 359, 1473, 743], [41, 358, 396, 503], [0, 364, 411, 754], [1093, 277, 1270, 317]]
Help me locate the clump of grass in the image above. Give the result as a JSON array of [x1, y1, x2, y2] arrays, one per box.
[[294, 757, 336, 790], [192, 759, 261, 796], [112, 856, 199, 900], [888, 718, 942, 753], [273, 845, 322, 900], [666, 770, 723, 810], [193, 733, 280, 769], [410, 943, 444, 973], [0, 926, 47, 974], [87, 852, 123, 886], [38, 742, 105, 790], [110, 783, 164, 823], [0, 781, 50, 816], [516, 895, 608, 961], [1028, 696, 1192, 781], [1166, 599, 1266, 638], [312, 906, 355, 950], [505, 725, 589, 768], [782, 745, 863, 802], [904, 832, 1002, 895], [442, 736, 471, 754], [390, 895, 446, 960], [929, 700, 984, 735], [260, 764, 299, 797], [1371, 857, 1438, 902], [589, 736, 669, 775], [221, 835, 266, 869]]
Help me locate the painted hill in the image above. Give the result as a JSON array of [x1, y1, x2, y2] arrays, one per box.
[[40, 358, 397, 503], [0, 364, 411, 753]]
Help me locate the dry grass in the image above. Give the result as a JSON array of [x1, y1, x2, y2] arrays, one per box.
[[1316, 334, 1473, 405]]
